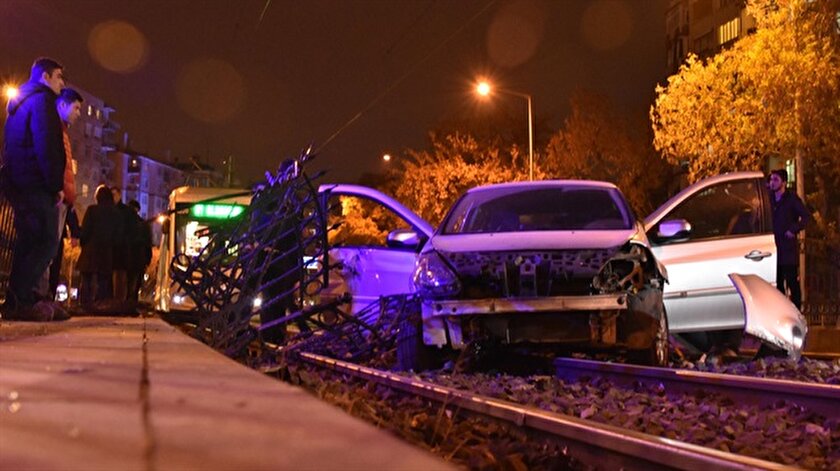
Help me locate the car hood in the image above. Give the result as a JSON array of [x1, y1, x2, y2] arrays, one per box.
[[431, 229, 638, 253]]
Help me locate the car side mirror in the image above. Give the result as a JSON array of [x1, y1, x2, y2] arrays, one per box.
[[657, 218, 692, 240], [386, 228, 424, 250]]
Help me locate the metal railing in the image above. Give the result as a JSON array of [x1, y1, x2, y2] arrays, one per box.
[[0, 194, 15, 302], [803, 237, 840, 327]]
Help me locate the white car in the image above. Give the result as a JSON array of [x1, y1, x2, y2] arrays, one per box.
[[319, 171, 807, 369]]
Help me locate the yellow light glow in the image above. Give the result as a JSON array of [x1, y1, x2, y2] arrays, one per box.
[[3, 85, 19, 101], [476, 81, 491, 96], [157, 215, 167, 224], [382, 154, 392, 162]]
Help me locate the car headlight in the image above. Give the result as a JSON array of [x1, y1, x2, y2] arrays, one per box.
[[412, 251, 461, 299]]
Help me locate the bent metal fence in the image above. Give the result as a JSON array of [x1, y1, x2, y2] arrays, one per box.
[[169, 150, 346, 359]]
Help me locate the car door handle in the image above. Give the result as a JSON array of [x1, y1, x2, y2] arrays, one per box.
[[744, 250, 772, 261]]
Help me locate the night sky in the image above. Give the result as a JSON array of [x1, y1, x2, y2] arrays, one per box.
[[1, 0, 666, 185]]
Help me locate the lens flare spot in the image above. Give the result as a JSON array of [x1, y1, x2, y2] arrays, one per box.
[[486, 0, 546, 68], [88, 20, 149, 73], [581, 0, 634, 52], [175, 58, 245, 124]]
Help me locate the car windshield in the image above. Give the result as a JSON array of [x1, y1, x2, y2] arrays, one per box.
[[442, 185, 634, 234]]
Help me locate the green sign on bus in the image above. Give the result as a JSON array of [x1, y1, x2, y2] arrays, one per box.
[[191, 203, 245, 220]]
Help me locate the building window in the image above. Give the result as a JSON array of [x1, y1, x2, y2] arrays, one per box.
[[695, 30, 716, 54], [87, 105, 92, 116], [95, 109, 101, 120], [718, 17, 740, 45], [82, 184, 89, 197]]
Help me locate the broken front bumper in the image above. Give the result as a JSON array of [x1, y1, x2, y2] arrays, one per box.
[[420, 294, 630, 348], [729, 273, 808, 359]]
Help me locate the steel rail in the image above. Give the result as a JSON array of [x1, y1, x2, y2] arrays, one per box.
[[555, 358, 840, 420], [298, 352, 790, 471]]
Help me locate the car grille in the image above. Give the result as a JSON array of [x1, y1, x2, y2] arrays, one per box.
[[440, 249, 619, 299]]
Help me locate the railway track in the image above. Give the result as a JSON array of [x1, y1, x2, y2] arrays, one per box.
[[297, 351, 793, 471], [555, 358, 840, 420]]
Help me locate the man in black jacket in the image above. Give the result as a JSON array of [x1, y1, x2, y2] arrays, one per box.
[[768, 169, 810, 309], [1, 57, 69, 321]]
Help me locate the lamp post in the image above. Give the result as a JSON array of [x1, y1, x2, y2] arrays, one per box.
[[3, 85, 19, 102], [476, 80, 534, 181]]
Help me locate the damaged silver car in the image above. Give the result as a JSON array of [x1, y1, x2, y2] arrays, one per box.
[[408, 181, 670, 369], [320, 172, 808, 370]]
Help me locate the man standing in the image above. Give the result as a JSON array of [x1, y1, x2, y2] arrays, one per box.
[[111, 187, 131, 301], [768, 169, 810, 309], [1, 57, 69, 321], [41, 88, 83, 299], [126, 200, 152, 303]]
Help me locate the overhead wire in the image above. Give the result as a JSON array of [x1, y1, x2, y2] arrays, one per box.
[[314, 0, 498, 154]]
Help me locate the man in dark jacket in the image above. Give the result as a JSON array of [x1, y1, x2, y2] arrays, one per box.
[[1, 57, 69, 321], [768, 169, 810, 309], [111, 187, 133, 301], [126, 200, 152, 303]]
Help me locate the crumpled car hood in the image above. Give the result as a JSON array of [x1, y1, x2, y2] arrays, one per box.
[[431, 229, 637, 253], [729, 273, 807, 360]]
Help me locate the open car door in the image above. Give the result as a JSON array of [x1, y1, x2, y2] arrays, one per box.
[[317, 184, 433, 314], [644, 172, 776, 335]]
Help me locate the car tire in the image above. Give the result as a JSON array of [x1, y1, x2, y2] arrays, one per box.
[[396, 311, 438, 372]]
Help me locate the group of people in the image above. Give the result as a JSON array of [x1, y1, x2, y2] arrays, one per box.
[[1, 57, 150, 322], [77, 185, 152, 309]]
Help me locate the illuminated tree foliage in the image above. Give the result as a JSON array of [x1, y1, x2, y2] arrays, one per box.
[[651, 0, 840, 189], [328, 195, 400, 246], [388, 132, 544, 226], [544, 90, 672, 215]]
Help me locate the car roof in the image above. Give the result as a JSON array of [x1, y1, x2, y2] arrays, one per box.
[[466, 179, 619, 194]]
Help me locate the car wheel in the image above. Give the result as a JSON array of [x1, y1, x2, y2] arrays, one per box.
[[396, 310, 438, 372]]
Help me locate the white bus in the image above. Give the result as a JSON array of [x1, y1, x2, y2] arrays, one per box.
[[154, 186, 251, 312]]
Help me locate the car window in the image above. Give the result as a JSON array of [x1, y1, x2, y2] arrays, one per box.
[[327, 194, 410, 247], [442, 186, 634, 234], [652, 179, 762, 245]]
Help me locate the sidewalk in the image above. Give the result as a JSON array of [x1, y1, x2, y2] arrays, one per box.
[[0, 316, 453, 470]]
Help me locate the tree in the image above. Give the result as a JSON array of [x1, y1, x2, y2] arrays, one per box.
[[387, 132, 547, 226], [651, 0, 840, 202], [327, 195, 396, 246], [544, 90, 673, 215]]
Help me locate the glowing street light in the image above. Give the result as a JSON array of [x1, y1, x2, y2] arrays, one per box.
[[475, 80, 534, 181], [3, 85, 19, 101], [382, 153, 392, 162]]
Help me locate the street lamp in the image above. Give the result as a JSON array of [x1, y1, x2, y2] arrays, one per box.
[[3, 85, 19, 101], [475, 80, 534, 181], [382, 153, 392, 163]]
